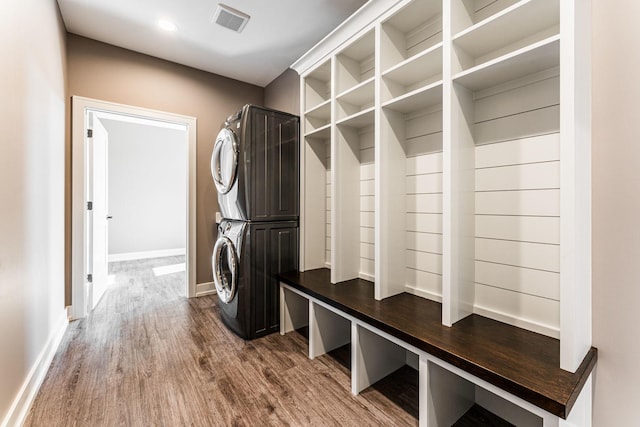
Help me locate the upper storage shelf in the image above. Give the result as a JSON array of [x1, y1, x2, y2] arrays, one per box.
[[336, 76, 375, 121], [452, 0, 559, 75], [453, 35, 559, 91], [380, 0, 442, 73], [336, 30, 375, 95], [304, 60, 331, 112], [382, 43, 443, 104]]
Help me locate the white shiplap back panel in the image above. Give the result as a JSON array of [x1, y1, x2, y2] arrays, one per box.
[[325, 146, 331, 266], [407, 194, 443, 214], [405, 151, 443, 300], [476, 189, 559, 216], [475, 161, 559, 191], [475, 216, 560, 245], [474, 132, 561, 337], [406, 174, 443, 194], [475, 133, 560, 168], [469, 0, 520, 25], [475, 238, 560, 273], [475, 261, 559, 300], [474, 75, 560, 124], [473, 284, 560, 335], [360, 153, 375, 280]]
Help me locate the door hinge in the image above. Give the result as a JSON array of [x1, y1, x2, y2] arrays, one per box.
[[87, 129, 93, 138], [87, 274, 93, 283], [87, 201, 93, 210]]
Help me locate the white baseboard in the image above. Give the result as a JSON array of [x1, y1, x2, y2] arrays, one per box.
[[404, 285, 443, 303], [473, 305, 560, 339], [1, 310, 68, 427], [108, 248, 186, 262], [196, 281, 216, 297]]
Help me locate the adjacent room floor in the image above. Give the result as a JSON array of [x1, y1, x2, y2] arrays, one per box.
[[24, 257, 418, 426]]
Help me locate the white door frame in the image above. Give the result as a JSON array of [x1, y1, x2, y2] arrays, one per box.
[[71, 96, 197, 319]]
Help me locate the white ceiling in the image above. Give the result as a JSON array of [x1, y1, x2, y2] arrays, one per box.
[[57, 0, 369, 87]]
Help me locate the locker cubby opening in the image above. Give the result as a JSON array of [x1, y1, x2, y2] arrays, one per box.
[[426, 361, 543, 427], [304, 100, 331, 137], [452, 66, 561, 337], [354, 325, 419, 420], [335, 79, 374, 122], [380, 0, 442, 74], [379, 96, 443, 302], [451, 0, 559, 77], [334, 116, 375, 283], [280, 286, 310, 340], [302, 136, 332, 271], [452, 0, 533, 34], [304, 60, 331, 113], [335, 30, 375, 96], [381, 43, 443, 105], [309, 302, 351, 368]]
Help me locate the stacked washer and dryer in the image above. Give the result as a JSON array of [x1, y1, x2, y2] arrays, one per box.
[[210, 105, 299, 339]]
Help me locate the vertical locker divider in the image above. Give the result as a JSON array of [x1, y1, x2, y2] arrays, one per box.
[[442, 0, 475, 327]]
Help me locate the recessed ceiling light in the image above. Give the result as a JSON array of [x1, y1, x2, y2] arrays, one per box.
[[158, 19, 177, 32]]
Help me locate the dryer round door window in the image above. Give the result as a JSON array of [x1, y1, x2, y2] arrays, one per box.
[[212, 236, 238, 304], [211, 128, 239, 195]]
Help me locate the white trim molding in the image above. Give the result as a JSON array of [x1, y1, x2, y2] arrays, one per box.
[[290, 0, 403, 75], [1, 310, 68, 427], [71, 96, 197, 319], [196, 282, 217, 297], [108, 248, 186, 263]]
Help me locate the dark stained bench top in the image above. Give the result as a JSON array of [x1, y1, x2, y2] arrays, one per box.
[[277, 268, 597, 419]]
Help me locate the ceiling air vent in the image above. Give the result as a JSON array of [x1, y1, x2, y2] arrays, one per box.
[[212, 4, 250, 33]]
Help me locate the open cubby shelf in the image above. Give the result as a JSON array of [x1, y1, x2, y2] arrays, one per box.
[[295, 0, 592, 424], [453, 0, 559, 68]]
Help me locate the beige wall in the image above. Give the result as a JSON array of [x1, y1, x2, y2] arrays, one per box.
[[592, 0, 640, 424], [0, 0, 67, 424], [66, 35, 264, 300], [264, 69, 300, 115]]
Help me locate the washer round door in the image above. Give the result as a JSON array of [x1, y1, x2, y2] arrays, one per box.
[[211, 127, 239, 195], [212, 235, 238, 303]]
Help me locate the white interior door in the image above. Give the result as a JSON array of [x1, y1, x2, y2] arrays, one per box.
[[87, 112, 109, 311]]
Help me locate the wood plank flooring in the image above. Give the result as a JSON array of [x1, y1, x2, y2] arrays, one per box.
[[24, 257, 417, 426]]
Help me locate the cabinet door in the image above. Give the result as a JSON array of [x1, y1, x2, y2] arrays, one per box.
[[250, 222, 299, 337], [250, 108, 299, 221], [268, 112, 300, 220]]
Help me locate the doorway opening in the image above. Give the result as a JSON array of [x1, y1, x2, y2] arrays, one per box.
[[71, 97, 197, 319]]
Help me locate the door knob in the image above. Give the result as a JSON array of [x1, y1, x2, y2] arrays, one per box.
[[106, 215, 113, 220]]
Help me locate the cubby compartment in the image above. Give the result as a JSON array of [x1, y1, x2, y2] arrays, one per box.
[[336, 79, 374, 122], [301, 135, 332, 271], [303, 60, 332, 137], [380, 0, 442, 73], [304, 60, 331, 112], [353, 324, 418, 403], [333, 115, 375, 283], [382, 44, 443, 105], [280, 285, 309, 336], [378, 97, 443, 301], [425, 361, 543, 427], [451, 0, 559, 77], [335, 30, 375, 96], [451, 65, 561, 337], [380, 0, 442, 105], [309, 301, 351, 360]]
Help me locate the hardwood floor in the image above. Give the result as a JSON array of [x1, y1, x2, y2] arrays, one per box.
[[25, 257, 417, 426]]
